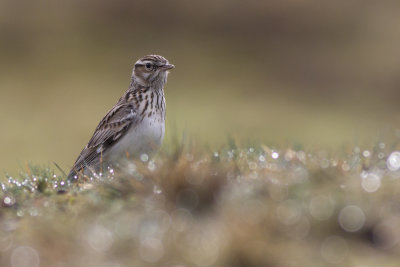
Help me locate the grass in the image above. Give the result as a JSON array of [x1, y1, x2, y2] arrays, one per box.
[[2, 136, 400, 267]]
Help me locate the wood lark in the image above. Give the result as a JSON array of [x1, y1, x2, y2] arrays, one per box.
[[68, 55, 174, 179]]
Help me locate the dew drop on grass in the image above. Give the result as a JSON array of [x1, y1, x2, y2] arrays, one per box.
[[148, 161, 156, 172], [361, 172, 381, 193], [127, 163, 136, 175], [379, 142, 385, 149], [3, 196, 14, 206], [153, 185, 162, 194], [362, 150, 371, 158], [341, 162, 350, 172], [271, 151, 279, 159], [140, 153, 149, 162], [387, 151, 400, 171]]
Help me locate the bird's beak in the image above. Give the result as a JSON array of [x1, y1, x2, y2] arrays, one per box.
[[161, 64, 175, 70]]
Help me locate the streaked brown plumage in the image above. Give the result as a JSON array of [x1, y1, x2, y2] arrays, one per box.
[[68, 55, 174, 179]]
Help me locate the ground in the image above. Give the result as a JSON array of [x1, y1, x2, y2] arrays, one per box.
[[2, 137, 400, 267]]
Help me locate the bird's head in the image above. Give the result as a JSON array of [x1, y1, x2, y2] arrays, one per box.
[[132, 55, 174, 87]]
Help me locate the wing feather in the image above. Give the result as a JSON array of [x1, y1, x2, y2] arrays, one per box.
[[68, 101, 139, 177]]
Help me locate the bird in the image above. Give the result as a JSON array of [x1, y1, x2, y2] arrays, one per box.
[[68, 55, 174, 179]]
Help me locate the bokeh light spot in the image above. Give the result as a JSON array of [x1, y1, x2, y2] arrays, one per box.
[[387, 151, 400, 171], [338, 205, 365, 232]]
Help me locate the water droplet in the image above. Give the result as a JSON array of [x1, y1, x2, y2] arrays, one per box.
[[127, 163, 136, 175], [271, 151, 279, 159], [153, 185, 162, 194], [3, 196, 15, 207], [387, 151, 400, 171], [338, 205, 365, 232], [362, 150, 371, 158], [140, 153, 149, 162], [258, 155, 265, 162], [361, 172, 381, 193], [341, 162, 350, 172], [148, 161, 156, 172]]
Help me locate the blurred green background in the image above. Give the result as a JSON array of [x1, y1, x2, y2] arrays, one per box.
[[1, 0, 400, 173]]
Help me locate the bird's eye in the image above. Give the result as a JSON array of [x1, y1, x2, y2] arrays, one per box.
[[145, 63, 153, 70]]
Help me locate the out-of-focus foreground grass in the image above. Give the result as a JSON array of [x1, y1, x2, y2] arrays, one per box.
[[2, 139, 400, 266], [1, 0, 400, 173]]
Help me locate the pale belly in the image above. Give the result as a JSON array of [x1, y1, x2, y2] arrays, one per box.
[[104, 113, 165, 164]]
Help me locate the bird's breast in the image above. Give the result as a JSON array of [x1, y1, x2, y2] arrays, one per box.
[[105, 111, 165, 163]]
